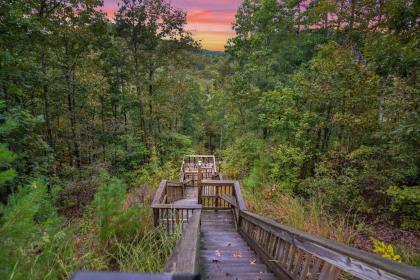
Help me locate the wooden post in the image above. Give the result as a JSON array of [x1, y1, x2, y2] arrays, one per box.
[[197, 161, 203, 204], [153, 208, 159, 227], [215, 184, 220, 211]]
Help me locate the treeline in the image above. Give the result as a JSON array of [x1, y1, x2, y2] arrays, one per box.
[[0, 0, 211, 196], [0, 0, 206, 278], [201, 0, 419, 257]]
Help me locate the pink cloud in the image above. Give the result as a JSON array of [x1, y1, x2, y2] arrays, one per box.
[[101, 0, 240, 50], [187, 9, 236, 25]]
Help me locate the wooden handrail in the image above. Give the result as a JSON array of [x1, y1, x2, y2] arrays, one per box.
[[164, 210, 201, 274], [239, 210, 420, 280], [152, 204, 202, 209]]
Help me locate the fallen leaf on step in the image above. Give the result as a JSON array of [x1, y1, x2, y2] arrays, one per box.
[[233, 251, 241, 258], [215, 250, 221, 257]]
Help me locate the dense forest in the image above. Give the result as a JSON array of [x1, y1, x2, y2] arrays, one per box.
[[0, 0, 419, 278]]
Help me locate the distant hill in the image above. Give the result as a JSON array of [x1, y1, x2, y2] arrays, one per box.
[[201, 50, 224, 56]]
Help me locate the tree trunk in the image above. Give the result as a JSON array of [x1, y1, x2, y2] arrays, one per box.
[[66, 65, 81, 169], [41, 53, 53, 147], [132, 42, 147, 142], [148, 63, 155, 144]]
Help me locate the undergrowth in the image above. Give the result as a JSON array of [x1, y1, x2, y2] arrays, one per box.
[[110, 226, 181, 272], [0, 164, 181, 279], [242, 186, 357, 244]]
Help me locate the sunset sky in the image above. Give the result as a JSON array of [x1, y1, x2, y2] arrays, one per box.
[[102, 0, 242, 51]]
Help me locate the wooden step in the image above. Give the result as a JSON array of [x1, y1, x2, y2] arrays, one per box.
[[200, 249, 255, 254], [203, 272, 277, 280], [201, 240, 247, 247], [202, 263, 270, 273], [201, 252, 257, 259]]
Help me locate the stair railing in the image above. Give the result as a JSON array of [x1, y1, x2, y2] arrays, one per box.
[[164, 210, 201, 275], [210, 180, 420, 280]]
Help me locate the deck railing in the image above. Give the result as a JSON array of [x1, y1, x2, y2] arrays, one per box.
[[151, 180, 201, 234], [181, 155, 218, 185]]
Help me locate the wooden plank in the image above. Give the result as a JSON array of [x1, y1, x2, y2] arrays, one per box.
[[220, 194, 238, 208], [201, 179, 237, 185], [152, 180, 167, 206], [233, 181, 246, 210], [164, 210, 201, 274], [152, 204, 202, 209]]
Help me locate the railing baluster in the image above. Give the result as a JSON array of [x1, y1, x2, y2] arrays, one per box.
[[299, 253, 311, 280]]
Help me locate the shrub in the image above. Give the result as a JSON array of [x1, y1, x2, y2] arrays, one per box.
[[269, 144, 304, 192], [221, 134, 267, 178], [0, 181, 72, 279], [387, 186, 420, 231], [371, 238, 401, 262], [297, 176, 368, 215], [94, 172, 144, 242]]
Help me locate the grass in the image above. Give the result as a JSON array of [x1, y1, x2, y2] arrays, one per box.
[[243, 186, 357, 244], [110, 226, 181, 272], [242, 184, 420, 267]]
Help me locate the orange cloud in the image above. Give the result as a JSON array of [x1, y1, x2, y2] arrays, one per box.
[[186, 9, 237, 50], [187, 9, 236, 25]]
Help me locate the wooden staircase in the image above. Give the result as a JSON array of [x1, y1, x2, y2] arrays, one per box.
[[200, 210, 276, 280], [152, 155, 420, 280]]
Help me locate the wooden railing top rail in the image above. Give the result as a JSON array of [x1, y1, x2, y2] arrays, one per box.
[[164, 210, 201, 275], [152, 180, 185, 207], [152, 180, 168, 206], [152, 204, 202, 209]]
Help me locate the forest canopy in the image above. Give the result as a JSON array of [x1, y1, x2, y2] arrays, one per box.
[[0, 0, 419, 278]]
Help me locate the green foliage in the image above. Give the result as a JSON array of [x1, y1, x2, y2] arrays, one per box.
[[243, 185, 356, 244], [94, 172, 142, 242], [0, 181, 72, 279], [0, 103, 51, 192], [387, 186, 420, 231], [270, 144, 305, 191], [0, 144, 16, 186], [222, 134, 267, 178], [157, 132, 193, 163]]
